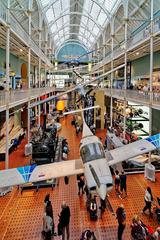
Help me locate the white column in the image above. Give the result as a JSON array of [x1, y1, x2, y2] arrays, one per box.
[[5, 0, 10, 169], [35, 66, 37, 86], [123, 18, 128, 139], [28, 48, 31, 89], [5, 107, 9, 169], [38, 97, 41, 126], [44, 41, 47, 114], [110, 33, 114, 128], [149, 0, 154, 163], [38, 58, 41, 88], [27, 102, 30, 143], [27, 1, 32, 143], [38, 30, 42, 88]]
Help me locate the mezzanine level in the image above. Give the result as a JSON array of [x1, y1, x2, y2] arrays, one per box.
[[0, 87, 66, 112], [104, 88, 160, 110]]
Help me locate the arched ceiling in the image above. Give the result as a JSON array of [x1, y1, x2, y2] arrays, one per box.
[[39, 0, 120, 50]]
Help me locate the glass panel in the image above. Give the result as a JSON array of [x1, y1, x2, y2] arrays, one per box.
[[80, 143, 105, 163], [39, 0, 121, 48]]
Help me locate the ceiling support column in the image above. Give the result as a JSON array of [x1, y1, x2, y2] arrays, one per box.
[[27, 0, 32, 143], [110, 21, 114, 129], [5, 0, 10, 169], [148, 0, 154, 164], [123, 16, 128, 140]]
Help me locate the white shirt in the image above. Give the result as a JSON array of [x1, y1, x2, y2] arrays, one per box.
[[144, 190, 152, 202], [43, 214, 53, 232]]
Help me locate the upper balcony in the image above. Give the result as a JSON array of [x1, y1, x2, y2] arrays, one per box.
[[92, 15, 160, 72], [104, 88, 160, 110], [0, 87, 66, 112], [0, 1, 52, 68]]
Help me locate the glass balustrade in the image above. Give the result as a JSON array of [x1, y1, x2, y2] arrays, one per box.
[[104, 88, 160, 109], [0, 87, 57, 109]]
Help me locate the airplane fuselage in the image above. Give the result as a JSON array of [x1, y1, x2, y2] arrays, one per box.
[[79, 131, 113, 200]]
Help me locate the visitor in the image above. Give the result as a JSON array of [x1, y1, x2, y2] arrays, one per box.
[[142, 186, 153, 217], [99, 198, 106, 212], [80, 229, 97, 240], [116, 204, 126, 240], [131, 215, 146, 240], [152, 227, 160, 240], [77, 174, 85, 195], [120, 172, 127, 198], [115, 170, 120, 196], [42, 207, 53, 240], [59, 201, 71, 240], [44, 194, 50, 209], [43, 194, 55, 236]]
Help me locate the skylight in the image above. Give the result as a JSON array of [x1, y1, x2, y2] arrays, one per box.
[[39, 0, 119, 49]]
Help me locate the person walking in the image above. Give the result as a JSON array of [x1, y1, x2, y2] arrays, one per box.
[[131, 215, 146, 240], [120, 172, 127, 198], [116, 204, 126, 240], [77, 174, 85, 195], [43, 207, 53, 240], [43, 194, 55, 237], [142, 186, 153, 217], [59, 201, 71, 240], [115, 170, 120, 196]]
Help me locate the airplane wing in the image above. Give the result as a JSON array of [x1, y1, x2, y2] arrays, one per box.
[[108, 133, 160, 166], [0, 159, 84, 188]]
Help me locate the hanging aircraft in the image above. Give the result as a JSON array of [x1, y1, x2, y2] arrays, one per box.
[[0, 105, 160, 200]]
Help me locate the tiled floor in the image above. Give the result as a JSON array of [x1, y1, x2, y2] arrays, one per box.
[[0, 115, 160, 240]]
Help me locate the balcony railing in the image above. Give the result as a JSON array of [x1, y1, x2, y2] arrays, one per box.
[[93, 16, 160, 72], [0, 87, 57, 109], [0, 2, 51, 67], [104, 88, 160, 109]]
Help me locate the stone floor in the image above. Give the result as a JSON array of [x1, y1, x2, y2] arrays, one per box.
[[0, 115, 159, 240]]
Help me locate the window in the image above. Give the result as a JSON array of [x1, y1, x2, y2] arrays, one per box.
[[80, 143, 105, 163]]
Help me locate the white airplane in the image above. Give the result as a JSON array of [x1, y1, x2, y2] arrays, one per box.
[[0, 106, 160, 200]]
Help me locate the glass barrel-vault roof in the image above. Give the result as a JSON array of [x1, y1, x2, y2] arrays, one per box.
[[39, 0, 119, 50]]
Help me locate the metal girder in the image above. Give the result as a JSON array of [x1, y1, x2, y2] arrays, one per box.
[[42, 0, 59, 13], [54, 32, 93, 47], [42, 0, 111, 19], [91, 0, 111, 20], [51, 23, 97, 39], [49, 12, 103, 31]]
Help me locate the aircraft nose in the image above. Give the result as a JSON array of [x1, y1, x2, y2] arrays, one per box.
[[97, 184, 107, 200]]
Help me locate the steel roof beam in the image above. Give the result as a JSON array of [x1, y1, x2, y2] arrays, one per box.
[[54, 32, 93, 47], [51, 23, 97, 39], [49, 12, 103, 30]]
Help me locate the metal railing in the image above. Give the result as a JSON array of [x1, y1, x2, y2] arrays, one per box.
[[104, 88, 160, 109], [93, 16, 160, 72], [0, 2, 52, 67], [0, 87, 56, 108]]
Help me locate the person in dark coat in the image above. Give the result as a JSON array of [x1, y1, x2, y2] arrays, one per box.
[[59, 202, 71, 240], [77, 174, 85, 195], [120, 172, 127, 198], [116, 204, 126, 240]]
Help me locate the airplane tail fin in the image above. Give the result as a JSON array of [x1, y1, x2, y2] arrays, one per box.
[[63, 105, 100, 138]]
